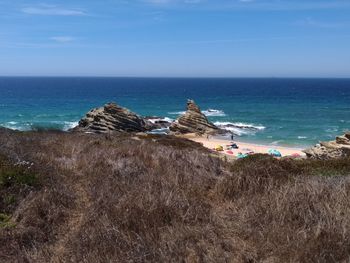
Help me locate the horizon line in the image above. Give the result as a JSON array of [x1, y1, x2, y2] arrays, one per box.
[[0, 76, 350, 79]]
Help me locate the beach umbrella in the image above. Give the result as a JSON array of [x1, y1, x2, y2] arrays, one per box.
[[268, 149, 282, 157], [237, 153, 249, 159]]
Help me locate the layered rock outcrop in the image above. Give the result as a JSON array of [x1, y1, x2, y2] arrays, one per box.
[[303, 132, 350, 160], [170, 100, 221, 135], [72, 103, 150, 134]]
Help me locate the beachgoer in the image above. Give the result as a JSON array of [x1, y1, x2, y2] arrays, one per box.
[[230, 134, 234, 141]]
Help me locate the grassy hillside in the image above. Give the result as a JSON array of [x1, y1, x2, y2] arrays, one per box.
[[1, 129, 350, 262]]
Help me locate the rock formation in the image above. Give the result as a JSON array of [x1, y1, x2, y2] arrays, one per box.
[[303, 132, 350, 159], [170, 100, 221, 135], [72, 103, 151, 134]]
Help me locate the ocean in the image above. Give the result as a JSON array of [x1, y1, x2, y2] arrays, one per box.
[[0, 77, 349, 147]]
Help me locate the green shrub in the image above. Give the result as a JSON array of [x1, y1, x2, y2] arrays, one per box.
[[0, 213, 15, 229], [3, 195, 16, 206], [0, 160, 38, 189]]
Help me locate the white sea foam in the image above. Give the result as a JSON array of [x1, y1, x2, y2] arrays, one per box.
[[147, 128, 170, 135], [1, 122, 31, 131], [7, 121, 18, 125], [271, 140, 284, 145], [168, 111, 186, 115], [214, 121, 266, 136], [163, 117, 173, 122], [63, 121, 79, 131], [325, 127, 339, 133], [1, 120, 80, 131], [219, 126, 249, 136], [214, 121, 266, 130], [202, 109, 226, 117], [169, 109, 226, 117], [298, 136, 308, 139]]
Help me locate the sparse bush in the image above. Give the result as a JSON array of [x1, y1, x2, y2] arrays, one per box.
[[0, 155, 40, 216], [0, 166, 38, 188], [0, 213, 16, 229]]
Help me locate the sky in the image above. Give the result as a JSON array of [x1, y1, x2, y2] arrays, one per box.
[[0, 0, 350, 77]]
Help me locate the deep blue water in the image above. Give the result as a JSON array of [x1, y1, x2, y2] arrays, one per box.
[[0, 77, 349, 147]]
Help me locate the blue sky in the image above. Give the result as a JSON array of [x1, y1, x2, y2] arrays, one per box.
[[0, 0, 350, 77]]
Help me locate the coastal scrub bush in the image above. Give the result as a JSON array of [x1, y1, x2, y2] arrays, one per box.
[[0, 129, 350, 262], [0, 156, 38, 188], [298, 157, 350, 177], [0, 155, 40, 214], [0, 213, 16, 229], [0, 165, 38, 188]]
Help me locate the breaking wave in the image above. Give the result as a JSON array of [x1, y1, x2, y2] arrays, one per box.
[[147, 128, 170, 135], [214, 121, 266, 136], [298, 136, 308, 139], [62, 121, 79, 131], [168, 109, 226, 117], [202, 109, 226, 117], [168, 111, 186, 115], [1, 121, 79, 132]]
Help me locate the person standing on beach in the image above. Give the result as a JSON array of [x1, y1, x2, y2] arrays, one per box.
[[230, 134, 234, 141]]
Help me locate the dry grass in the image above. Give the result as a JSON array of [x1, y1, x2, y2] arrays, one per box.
[[0, 129, 350, 262]]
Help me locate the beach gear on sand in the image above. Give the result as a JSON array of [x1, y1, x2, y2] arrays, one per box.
[[268, 149, 282, 157], [226, 143, 239, 150], [215, 145, 224, 151], [226, 150, 234, 155], [237, 152, 248, 159], [285, 153, 302, 159], [230, 143, 239, 149]]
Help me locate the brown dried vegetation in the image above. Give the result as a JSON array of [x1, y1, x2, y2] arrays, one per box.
[[0, 129, 350, 262]]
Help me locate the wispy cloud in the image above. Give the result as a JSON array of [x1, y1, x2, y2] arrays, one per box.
[[224, 1, 350, 11], [21, 6, 86, 16], [142, 0, 350, 11], [295, 17, 348, 29], [50, 36, 75, 43], [146, 11, 167, 21], [144, 0, 202, 5], [184, 0, 202, 3], [146, 0, 172, 3]]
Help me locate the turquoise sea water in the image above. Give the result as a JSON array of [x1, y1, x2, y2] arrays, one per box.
[[0, 77, 349, 147]]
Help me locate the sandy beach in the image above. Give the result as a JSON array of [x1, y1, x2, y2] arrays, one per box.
[[181, 134, 306, 157]]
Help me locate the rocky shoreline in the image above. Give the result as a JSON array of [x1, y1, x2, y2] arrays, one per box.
[[1, 99, 349, 161], [70, 100, 350, 160], [71, 99, 228, 136], [303, 132, 350, 160]]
